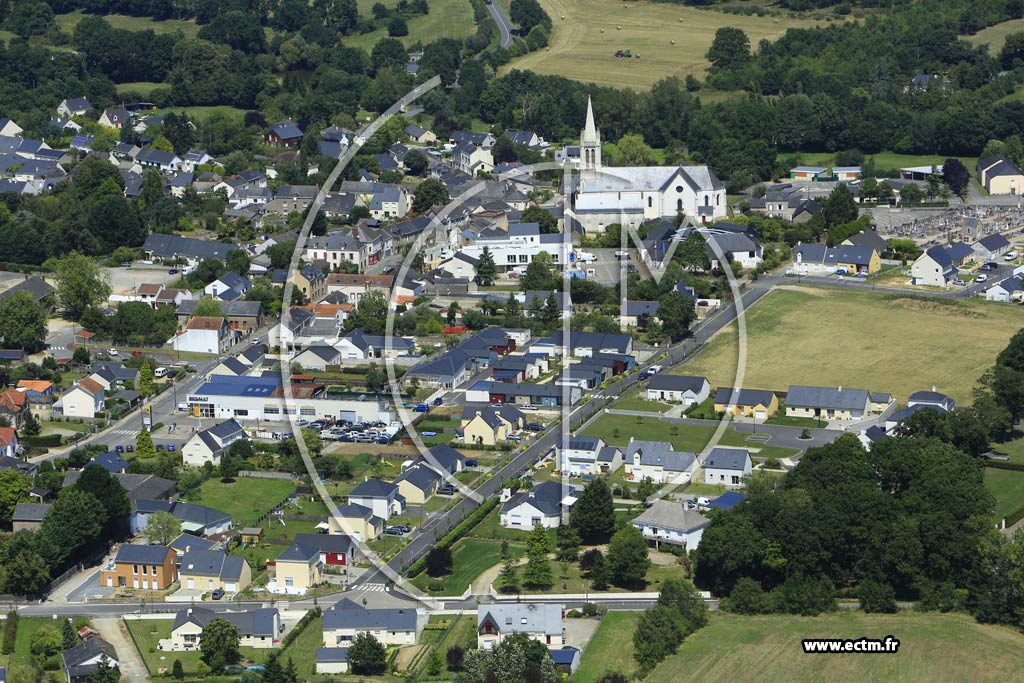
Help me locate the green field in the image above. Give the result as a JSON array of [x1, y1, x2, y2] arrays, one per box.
[[343, 0, 476, 51], [645, 611, 1024, 683], [190, 477, 296, 527], [410, 538, 524, 595], [791, 151, 978, 177], [506, 0, 828, 90], [152, 106, 248, 121], [115, 82, 167, 97], [992, 436, 1024, 464], [985, 468, 1024, 520], [964, 18, 1024, 54], [571, 611, 640, 682], [673, 286, 1023, 405], [54, 11, 200, 37], [581, 413, 799, 459], [609, 389, 670, 413]]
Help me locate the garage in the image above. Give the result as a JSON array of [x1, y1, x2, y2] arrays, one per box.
[[755, 410, 766, 420]]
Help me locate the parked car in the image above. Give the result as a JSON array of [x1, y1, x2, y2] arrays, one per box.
[[396, 525, 411, 533], [309, 422, 324, 431], [437, 484, 458, 495], [109, 348, 119, 356], [211, 588, 225, 600], [952, 279, 967, 286], [115, 445, 124, 453], [383, 527, 403, 536], [1005, 252, 1019, 261], [126, 444, 134, 453], [433, 397, 443, 406], [976, 274, 989, 283], [296, 419, 309, 426], [167, 444, 176, 452], [465, 459, 478, 467], [507, 434, 522, 442], [156, 444, 164, 451], [121, 261, 131, 268], [638, 371, 650, 380], [168, 268, 179, 275], [834, 268, 847, 276], [526, 422, 544, 432], [413, 404, 429, 413]]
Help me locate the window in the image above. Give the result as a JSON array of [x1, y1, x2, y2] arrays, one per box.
[[300, 407, 316, 416], [234, 409, 248, 416], [133, 564, 138, 574], [676, 185, 683, 193], [648, 196, 653, 208], [507, 255, 516, 264], [264, 406, 280, 415], [677, 199, 683, 211], [285, 577, 294, 587]]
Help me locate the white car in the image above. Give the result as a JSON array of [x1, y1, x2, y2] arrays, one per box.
[[975, 274, 989, 283], [109, 348, 119, 356], [1005, 251, 1019, 261]]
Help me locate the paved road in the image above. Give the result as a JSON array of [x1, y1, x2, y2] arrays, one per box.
[[790, 260, 1019, 298], [487, 0, 514, 49]]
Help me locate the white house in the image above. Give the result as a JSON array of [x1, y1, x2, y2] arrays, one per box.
[[631, 500, 710, 550], [55, 377, 105, 419], [171, 317, 232, 355], [347, 479, 405, 521], [62, 636, 118, 683], [477, 604, 565, 650], [973, 232, 1012, 261], [910, 246, 956, 287], [182, 419, 247, 468], [624, 439, 696, 484], [161, 607, 280, 651], [322, 598, 423, 647], [559, 435, 621, 476], [986, 276, 1024, 302], [702, 447, 752, 488], [499, 481, 575, 530], [645, 374, 710, 406]]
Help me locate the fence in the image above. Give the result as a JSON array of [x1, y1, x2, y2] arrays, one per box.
[[237, 470, 295, 480]]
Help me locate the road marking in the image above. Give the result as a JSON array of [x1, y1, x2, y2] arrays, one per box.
[[358, 582, 387, 592]]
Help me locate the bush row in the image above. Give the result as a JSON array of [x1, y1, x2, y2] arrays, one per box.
[[2, 610, 18, 654], [406, 497, 499, 577], [280, 607, 321, 649]]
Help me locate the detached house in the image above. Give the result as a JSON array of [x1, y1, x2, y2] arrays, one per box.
[[713, 387, 778, 419], [100, 544, 177, 590], [269, 543, 323, 595], [266, 120, 304, 147], [911, 245, 957, 287], [163, 607, 281, 651], [179, 548, 252, 594], [323, 598, 423, 647], [559, 435, 622, 476], [703, 447, 752, 488], [977, 156, 1024, 195], [624, 439, 696, 484], [57, 97, 92, 118], [500, 480, 575, 530], [62, 636, 118, 683], [327, 502, 383, 541], [973, 233, 1012, 261], [171, 316, 232, 355], [182, 419, 247, 468], [460, 404, 526, 446], [645, 375, 710, 406], [632, 501, 709, 550], [477, 604, 564, 650], [347, 478, 405, 521], [55, 377, 105, 419], [785, 385, 871, 421]]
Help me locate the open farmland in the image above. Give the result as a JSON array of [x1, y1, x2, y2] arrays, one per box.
[[344, 0, 476, 51], [54, 11, 200, 37], [645, 611, 1024, 683], [963, 18, 1024, 55], [672, 286, 1022, 405], [505, 0, 827, 90]]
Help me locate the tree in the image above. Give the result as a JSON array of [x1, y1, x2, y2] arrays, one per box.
[[266, 241, 296, 270], [607, 525, 650, 588], [721, 577, 770, 614], [348, 632, 387, 674], [1000, 32, 1024, 68], [447, 301, 459, 325], [192, 298, 224, 318], [412, 178, 449, 214], [942, 158, 971, 197], [30, 626, 62, 662], [447, 644, 465, 671], [72, 346, 91, 367], [62, 619, 78, 650], [657, 578, 708, 631], [521, 205, 557, 234], [615, 134, 654, 166], [706, 27, 750, 70], [632, 604, 685, 673], [387, 15, 408, 36], [136, 428, 157, 460], [540, 292, 560, 330], [226, 249, 250, 276], [20, 410, 40, 437], [475, 246, 497, 286], [39, 488, 104, 567], [556, 524, 580, 561], [523, 524, 553, 589], [510, 0, 547, 31], [0, 470, 31, 528], [171, 659, 184, 679], [5, 548, 50, 595], [658, 290, 695, 342], [0, 292, 47, 353], [857, 576, 897, 613], [426, 547, 453, 577], [147, 510, 182, 545], [404, 148, 428, 176], [520, 252, 560, 292], [570, 477, 615, 543], [74, 464, 130, 528], [821, 184, 859, 228], [676, 231, 709, 272], [139, 360, 156, 397], [55, 252, 112, 321], [498, 555, 520, 594], [200, 618, 241, 672]]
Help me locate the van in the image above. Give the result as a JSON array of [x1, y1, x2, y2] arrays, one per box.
[[614, 251, 630, 260], [577, 252, 597, 263], [177, 403, 188, 412], [154, 367, 168, 378]]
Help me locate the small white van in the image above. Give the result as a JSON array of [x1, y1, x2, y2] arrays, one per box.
[[154, 367, 168, 378]]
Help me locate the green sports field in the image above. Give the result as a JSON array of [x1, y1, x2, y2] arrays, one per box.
[[645, 611, 1024, 683], [506, 0, 828, 90], [672, 286, 1022, 405]]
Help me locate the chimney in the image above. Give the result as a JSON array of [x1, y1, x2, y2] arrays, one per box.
[[838, 386, 842, 392], [187, 608, 193, 615], [932, 386, 937, 392]]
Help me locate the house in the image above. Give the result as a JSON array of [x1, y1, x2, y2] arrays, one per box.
[[832, 166, 861, 182], [645, 375, 710, 406], [910, 245, 957, 287], [405, 352, 471, 390], [62, 636, 118, 683], [500, 480, 575, 530], [12, 502, 50, 531], [100, 544, 177, 590], [393, 464, 441, 505], [98, 107, 131, 129], [204, 272, 252, 301], [208, 356, 250, 377], [269, 543, 323, 595], [785, 385, 871, 421], [0, 276, 55, 310], [486, 381, 582, 408], [559, 435, 622, 476], [713, 387, 779, 419], [171, 316, 232, 355], [323, 598, 423, 646], [182, 419, 247, 467], [0, 455, 34, 476], [178, 549, 252, 594], [0, 427, 19, 459], [347, 478, 405, 521], [88, 363, 141, 392], [316, 648, 350, 674], [335, 328, 417, 361], [143, 233, 237, 265], [972, 233, 1012, 261], [16, 380, 54, 407], [293, 533, 355, 567], [57, 97, 92, 118], [986, 276, 1024, 302], [477, 604, 565, 650], [908, 388, 955, 412], [623, 439, 696, 484], [266, 120, 304, 147], [162, 607, 281, 651], [292, 345, 342, 372], [947, 241, 975, 266], [0, 118, 23, 137], [55, 377, 105, 419], [632, 500, 710, 549], [460, 404, 525, 446], [977, 156, 1024, 195], [131, 500, 230, 537], [701, 228, 764, 270], [92, 451, 130, 474], [703, 447, 752, 488], [293, 265, 327, 303], [136, 148, 183, 173], [405, 124, 436, 144], [451, 141, 494, 175], [790, 166, 828, 181], [327, 502, 383, 541]]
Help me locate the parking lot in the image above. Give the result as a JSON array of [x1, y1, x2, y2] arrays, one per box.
[[105, 263, 183, 297]]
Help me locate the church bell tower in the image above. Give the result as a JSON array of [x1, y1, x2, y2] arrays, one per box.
[[581, 96, 602, 173]]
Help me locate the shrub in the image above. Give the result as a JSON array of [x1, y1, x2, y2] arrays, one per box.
[[857, 578, 897, 614], [2, 611, 18, 654], [721, 577, 771, 614]]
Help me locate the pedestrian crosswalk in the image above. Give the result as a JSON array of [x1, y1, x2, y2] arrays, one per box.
[[358, 582, 388, 592], [110, 428, 140, 436]]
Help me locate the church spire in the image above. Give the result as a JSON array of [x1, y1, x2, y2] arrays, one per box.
[[583, 96, 598, 143], [581, 95, 601, 171]]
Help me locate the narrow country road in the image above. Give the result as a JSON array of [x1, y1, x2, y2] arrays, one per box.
[[487, 1, 513, 49]]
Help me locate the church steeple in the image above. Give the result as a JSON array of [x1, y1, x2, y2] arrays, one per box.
[[581, 96, 601, 172]]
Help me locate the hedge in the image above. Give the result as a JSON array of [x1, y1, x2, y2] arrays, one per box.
[[280, 606, 321, 649], [406, 497, 499, 578], [985, 460, 1024, 472], [21, 434, 62, 447], [2, 610, 18, 654]]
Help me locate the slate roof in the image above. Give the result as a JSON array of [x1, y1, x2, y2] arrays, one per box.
[[268, 120, 303, 140], [276, 543, 320, 563], [180, 549, 235, 576], [393, 463, 441, 492], [323, 598, 418, 631], [704, 447, 750, 471], [293, 533, 353, 555], [501, 480, 566, 516], [349, 478, 399, 498], [477, 603, 563, 636], [12, 502, 50, 522], [647, 374, 708, 394], [62, 637, 117, 674], [172, 607, 278, 638], [172, 502, 232, 529], [708, 491, 748, 510], [144, 234, 236, 261], [625, 440, 695, 472], [92, 451, 129, 473], [714, 387, 775, 407], [633, 500, 709, 532], [977, 233, 1011, 250], [316, 647, 349, 663], [785, 385, 869, 411], [114, 544, 171, 565]]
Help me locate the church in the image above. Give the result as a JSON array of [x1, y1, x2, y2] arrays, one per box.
[[570, 97, 727, 234]]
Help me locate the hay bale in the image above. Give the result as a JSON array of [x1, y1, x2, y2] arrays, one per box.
[[670, 39, 675, 44], [617, 24, 622, 29]]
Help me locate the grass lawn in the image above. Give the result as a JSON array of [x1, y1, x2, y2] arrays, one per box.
[[190, 477, 296, 527], [645, 611, 1024, 683], [505, 0, 828, 90], [790, 151, 976, 176], [611, 389, 670, 413], [985, 468, 1024, 520], [672, 286, 1022, 405], [115, 81, 167, 97], [344, 0, 475, 51], [583, 413, 799, 459], [280, 616, 322, 677], [151, 106, 248, 122], [964, 18, 1024, 54], [125, 619, 273, 676], [572, 611, 640, 682], [410, 538, 524, 595], [54, 11, 200, 37], [7, 617, 91, 673], [991, 435, 1024, 464]]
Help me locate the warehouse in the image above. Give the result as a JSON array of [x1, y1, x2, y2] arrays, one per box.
[[185, 375, 391, 424]]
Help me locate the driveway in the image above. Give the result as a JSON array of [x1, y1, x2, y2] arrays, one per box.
[[94, 617, 149, 682]]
